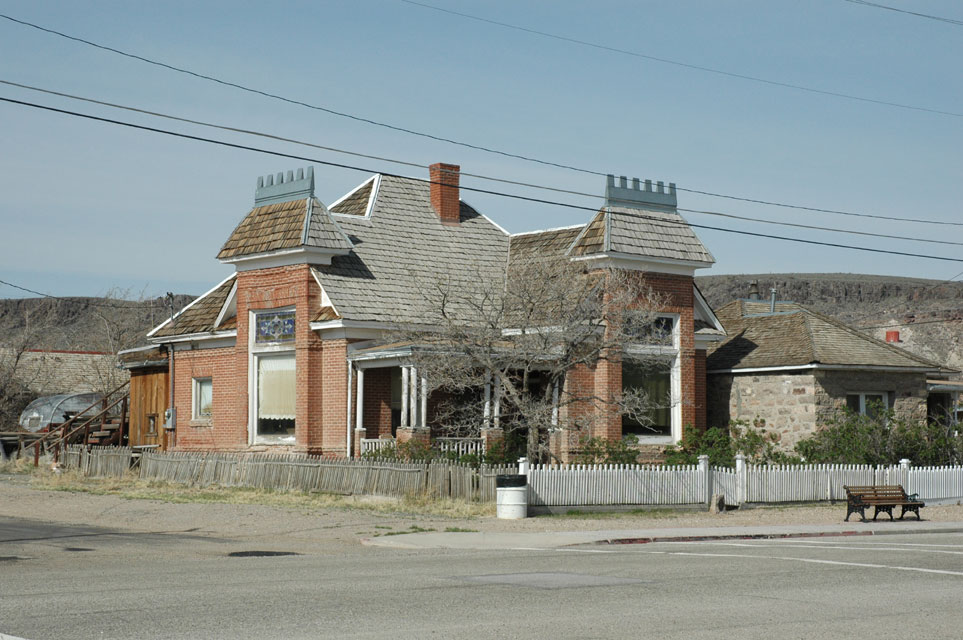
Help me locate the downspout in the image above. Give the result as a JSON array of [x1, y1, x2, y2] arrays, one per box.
[[165, 293, 176, 448]]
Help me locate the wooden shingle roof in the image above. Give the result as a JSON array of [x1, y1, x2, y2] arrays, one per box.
[[330, 179, 373, 216], [150, 275, 236, 338], [217, 197, 352, 260], [708, 300, 950, 372], [509, 226, 582, 263]]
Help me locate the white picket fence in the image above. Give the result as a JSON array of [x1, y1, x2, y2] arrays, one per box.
[[528, 456, 963, 507], [529, 463, 707, 506]]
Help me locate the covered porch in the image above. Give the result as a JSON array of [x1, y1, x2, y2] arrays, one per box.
[[346, 342, 505, 458]]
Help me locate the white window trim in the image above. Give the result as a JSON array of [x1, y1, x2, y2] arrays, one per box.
[[192, 377, 213, 424], [248, 307, 297, 445], [624, 313, 681, 445], [848, 391, 889, 416]]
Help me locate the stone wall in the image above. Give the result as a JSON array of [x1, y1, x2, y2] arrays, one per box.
[[814, 369, 928, 423], [707, 371, 817, 451], [708, 368, 931, 453]]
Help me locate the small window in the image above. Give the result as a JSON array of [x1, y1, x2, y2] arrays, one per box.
[[845, 392, 887, 419], [146, 414, 158, 435], [193, 378, 213, 420]]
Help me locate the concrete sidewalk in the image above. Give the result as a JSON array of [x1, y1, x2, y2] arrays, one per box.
[[362, 519, 963, 550]]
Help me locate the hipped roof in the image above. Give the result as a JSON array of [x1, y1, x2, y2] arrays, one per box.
[[154, 171, 718, 339], [708, 300, 952, 372], [218, 197, 352, 260]]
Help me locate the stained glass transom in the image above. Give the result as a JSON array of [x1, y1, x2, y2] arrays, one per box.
[[255, 310, 295, 344]]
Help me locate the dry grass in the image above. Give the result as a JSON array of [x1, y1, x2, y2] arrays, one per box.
[[0, 457, 47, 476], [29, 468, 495, 518]]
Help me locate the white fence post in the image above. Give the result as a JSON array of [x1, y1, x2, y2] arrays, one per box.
[[698, 455, 711, 506], [900, 458, 911, 491], [518, 457, 530, 477], [735, 453, 746, 505]]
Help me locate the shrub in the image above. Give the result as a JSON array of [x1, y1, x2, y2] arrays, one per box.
[[663, 420, 800, 467], [572, 436, 641, 465], [794, 407, 963, 466]]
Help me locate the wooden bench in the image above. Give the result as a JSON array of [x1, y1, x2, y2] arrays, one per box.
[[843, 485, 925, 522]]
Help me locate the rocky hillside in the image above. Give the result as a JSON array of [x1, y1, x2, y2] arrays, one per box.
[[697, 273, 963, 371], [2, 274, 962, 372], [0, 294, 195, 353]]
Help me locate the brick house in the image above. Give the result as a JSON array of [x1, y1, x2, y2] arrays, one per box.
[[143, 164, 723, 459], [706, 295, 960, 451]]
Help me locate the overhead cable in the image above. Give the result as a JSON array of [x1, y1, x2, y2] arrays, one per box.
[[4, 79, 962, 237], [842, 0, 963, 26], [3, 94, 963, 266], [399, 0, 963, 118], [1, 15, 961, 227]]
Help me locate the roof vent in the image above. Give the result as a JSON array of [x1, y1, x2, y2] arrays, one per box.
[[604, 175, 677, 211], [748, 280, 761, 300], [255, 167, 314, 207]]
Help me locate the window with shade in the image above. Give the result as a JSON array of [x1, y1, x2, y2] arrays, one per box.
[[193, 378, 212, 422], [256, 353, 296, 441]]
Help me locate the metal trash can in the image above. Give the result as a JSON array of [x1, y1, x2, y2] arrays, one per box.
[[496, 474, 528, 519]]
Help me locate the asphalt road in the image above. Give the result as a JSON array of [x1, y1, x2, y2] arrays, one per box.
[[3, 517, 963, 639]]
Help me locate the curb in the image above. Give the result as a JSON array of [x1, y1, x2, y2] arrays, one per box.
[[593, 525, 963, 546]]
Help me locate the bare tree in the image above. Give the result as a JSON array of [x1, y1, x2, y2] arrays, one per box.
[[399, 254, 670, 462], [0, 303, 56, 429]]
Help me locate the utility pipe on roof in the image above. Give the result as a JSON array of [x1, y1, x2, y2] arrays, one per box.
[[770, 288, 777, 313]]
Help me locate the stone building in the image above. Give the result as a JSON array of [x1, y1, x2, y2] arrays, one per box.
[[141, 164, 724, 460], [707, 297, 959, 451]]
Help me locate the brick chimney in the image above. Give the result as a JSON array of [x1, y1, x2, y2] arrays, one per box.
[[430, 162, 460, 225]]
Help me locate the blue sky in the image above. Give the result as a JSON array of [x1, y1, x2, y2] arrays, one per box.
[[0, 0, 960, 299]]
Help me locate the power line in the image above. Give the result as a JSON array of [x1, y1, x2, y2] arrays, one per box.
[[4, 94, 963, 267], [0, 13, 598, 176], [0, 278, 153, 308], [680, 207, 963, 247], [400, 0, 963, 118], [5, 79, 962, 241], [2, 16, 961, 228], [842, 0, 963, 26]]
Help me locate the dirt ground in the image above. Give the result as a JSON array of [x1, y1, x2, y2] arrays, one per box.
[[2, 469, 962, 551]]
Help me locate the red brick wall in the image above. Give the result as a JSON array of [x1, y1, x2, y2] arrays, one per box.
[[169, 263, 357, 455], [321, 338, 349, 455], [362, 367, 393, 439], [556, 271, 703, 461], [171, 346, 245, 450]]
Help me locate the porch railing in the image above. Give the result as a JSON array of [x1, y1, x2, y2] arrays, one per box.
[[361, 438, 396, 455], [435, 437, 485, 457]]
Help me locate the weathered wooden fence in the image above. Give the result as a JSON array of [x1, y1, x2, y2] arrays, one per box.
[[136, 450, 512, 502], [61, 445, 132, 478]]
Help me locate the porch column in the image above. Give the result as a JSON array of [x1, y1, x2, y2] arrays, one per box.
[[401, 366, 409, 428], [493, 373, 501, 429], [355, 367, 364, 431], [346, 362, 353, 456], [420, 375, 428, 428], [551, 379, 560, 428], [483, 374, 492, 429], [409, 366, 418, 428]]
